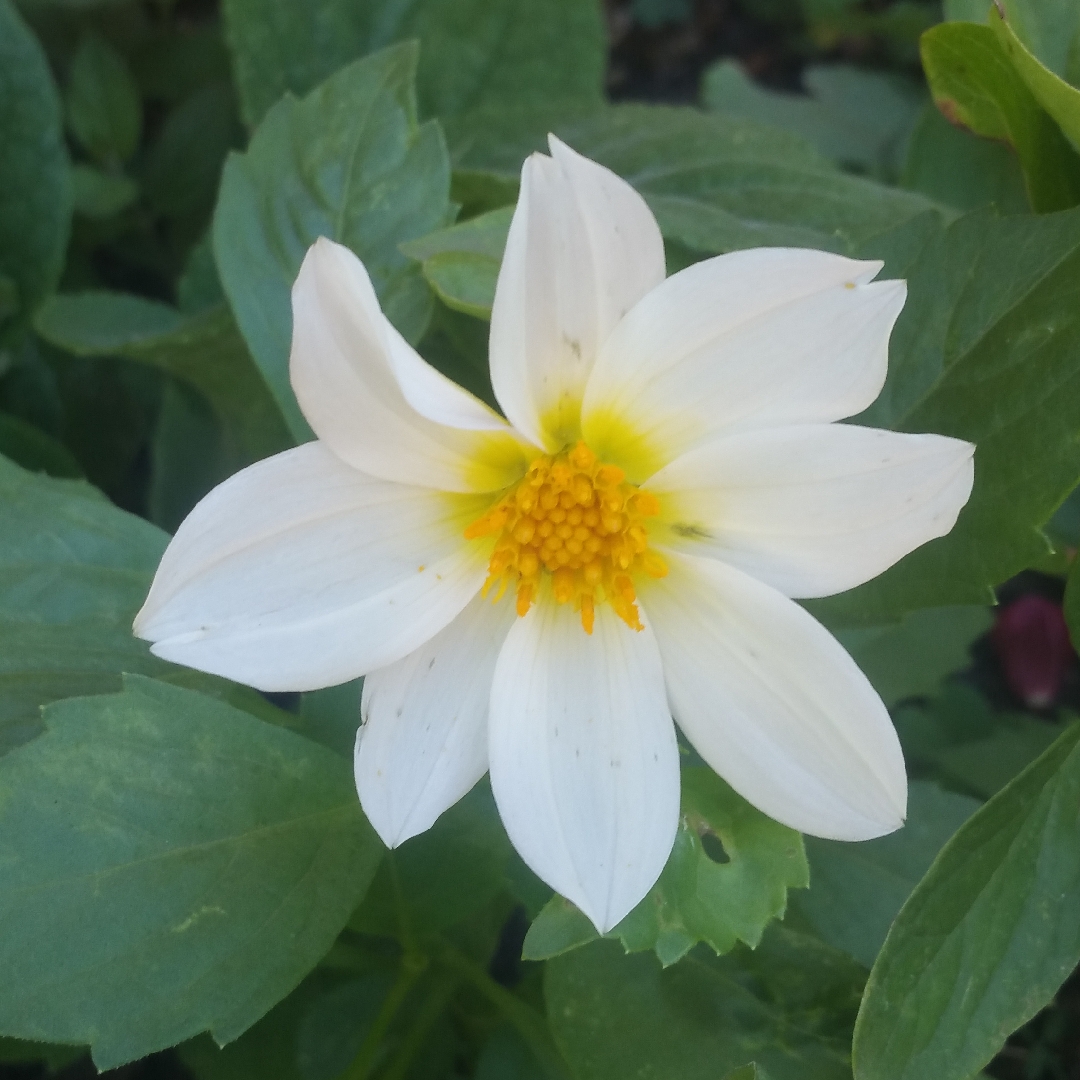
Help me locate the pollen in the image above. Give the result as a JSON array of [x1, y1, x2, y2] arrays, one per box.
[[464, 441, 668, 633]]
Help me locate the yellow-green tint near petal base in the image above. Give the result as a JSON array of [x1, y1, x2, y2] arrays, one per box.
[[461, 429, 535, 493], [579, 406, 669, 485]]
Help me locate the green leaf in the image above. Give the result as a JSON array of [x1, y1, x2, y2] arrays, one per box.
[[0, 453, 283, 753], [0, 1038, 82, 1071], [834, 605, 991, 708], [896, 683, 1065, 800], [950, 0, 1080, 83], [65, 32, 142, 165], [546, 927, 865, 1080], [0, 412, 81, 477], [351, 782, 513, 937], [0, 0, 70, 328], [220, 0, 605, 131], [452, 105, 944, 257], [213, 44, 452, 441], [852, 722, 1080, 1080], [920, 22, 1080, 212], [35, 292, 292, 464], [0, 675, 383, 1069], [70, 163, 138, 220], [147, 380, 235, 533], [142, 82, 243, 238], [523, 769, 808, 967], [792, 782, 981, 968], [407, 105, 945, 318], [701, 61, 923, 181], [401, 206, 512, 320], [810, 207, 1080, 623], [990, 6, 1080, 152], [1065, 553, 1080, 652], [901, 101, 1029, 213]]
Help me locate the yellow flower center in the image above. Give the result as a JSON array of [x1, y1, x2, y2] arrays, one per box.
[[464, 441, 668, 634]]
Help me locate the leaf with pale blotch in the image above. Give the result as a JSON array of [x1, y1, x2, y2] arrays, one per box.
[[0, 676, 383, 1070]]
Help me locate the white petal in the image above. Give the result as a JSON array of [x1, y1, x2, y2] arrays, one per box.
[[647, 424, 975, 598], [355, 591, 516, 847], [291, 237, 530, 492], [134, 442, 488, 692], [488, 597, 679, 933], [581, 247, 905, 479], [641, 551, 907, 841], [489, 136, 666, 451]]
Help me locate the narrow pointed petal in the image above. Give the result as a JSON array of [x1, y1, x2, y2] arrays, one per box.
[[641, 551, 907, 841], [355, 592, 516, 848], [291, 238, 530, 492], [489, 136, 666, 451], [488, 598, 679, 933], [581, 247, 905, 479], [134, 443, 488, 692], [647, 424, 975, 598]]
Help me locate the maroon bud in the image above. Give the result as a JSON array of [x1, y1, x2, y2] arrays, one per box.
[[992, 595, 1073, 708]]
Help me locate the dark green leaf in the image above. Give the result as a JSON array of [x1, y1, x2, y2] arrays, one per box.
[[70, 163, 138, 220], [0, 412, 81, 477], [792, 782, 981, 968], [901, 101, 1029, 213], [220, 0, 605, 131], [546, 928, 864, 1080], [213, 44, 452, 440], [0, 676, 384, 1069], [0, 0, 70, 329], [702, 61, 923, 181], [920, 22, 1080, 212], [811, 207, 1080, 622], [524, 769, 808, 967], [1065, 553, 1080, 652], [35, 292, 291, 464], [451, 105, 944, 257], [142, 81, 243, 239], [65, 32, 142, 165], [147, 380, 233, 533], [834, 605, 991, 707], [351, 782, 512, 937], [853, 722, 1080, 1080], [0, 1038, 82, 1072]]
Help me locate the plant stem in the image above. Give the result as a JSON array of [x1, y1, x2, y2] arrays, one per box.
[[378, 974, 461, 1080], [338, 950, 428, 1080], [437, 941, 571, 1080]]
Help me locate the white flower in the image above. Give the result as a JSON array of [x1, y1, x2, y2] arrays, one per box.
[[134, 136, 974, 933]]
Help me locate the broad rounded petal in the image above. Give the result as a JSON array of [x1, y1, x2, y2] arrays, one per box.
[[355, 591, 516, 847], [647, 424, 975, 598], [134, 442, 489, 692], [489, 598, 679, 933], [581, 247, 905, 480], [489, 136, 666, 451], [640, 551, 907, 841], [290, 237, 530, 492]]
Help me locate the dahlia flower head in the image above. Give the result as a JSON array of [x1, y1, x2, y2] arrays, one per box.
[[135, 136, 974, 933]]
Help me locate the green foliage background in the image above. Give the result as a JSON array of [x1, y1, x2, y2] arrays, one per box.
[[3, 0, 1080, 1078]]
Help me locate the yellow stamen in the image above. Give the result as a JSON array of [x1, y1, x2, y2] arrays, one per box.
[[465, 440, 668, 633]]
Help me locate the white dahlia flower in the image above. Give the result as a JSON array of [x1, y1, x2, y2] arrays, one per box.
[[135, 136, 974, 933]]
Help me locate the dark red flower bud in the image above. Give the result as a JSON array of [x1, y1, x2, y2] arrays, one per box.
[[992, 595, 1073, 708]]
